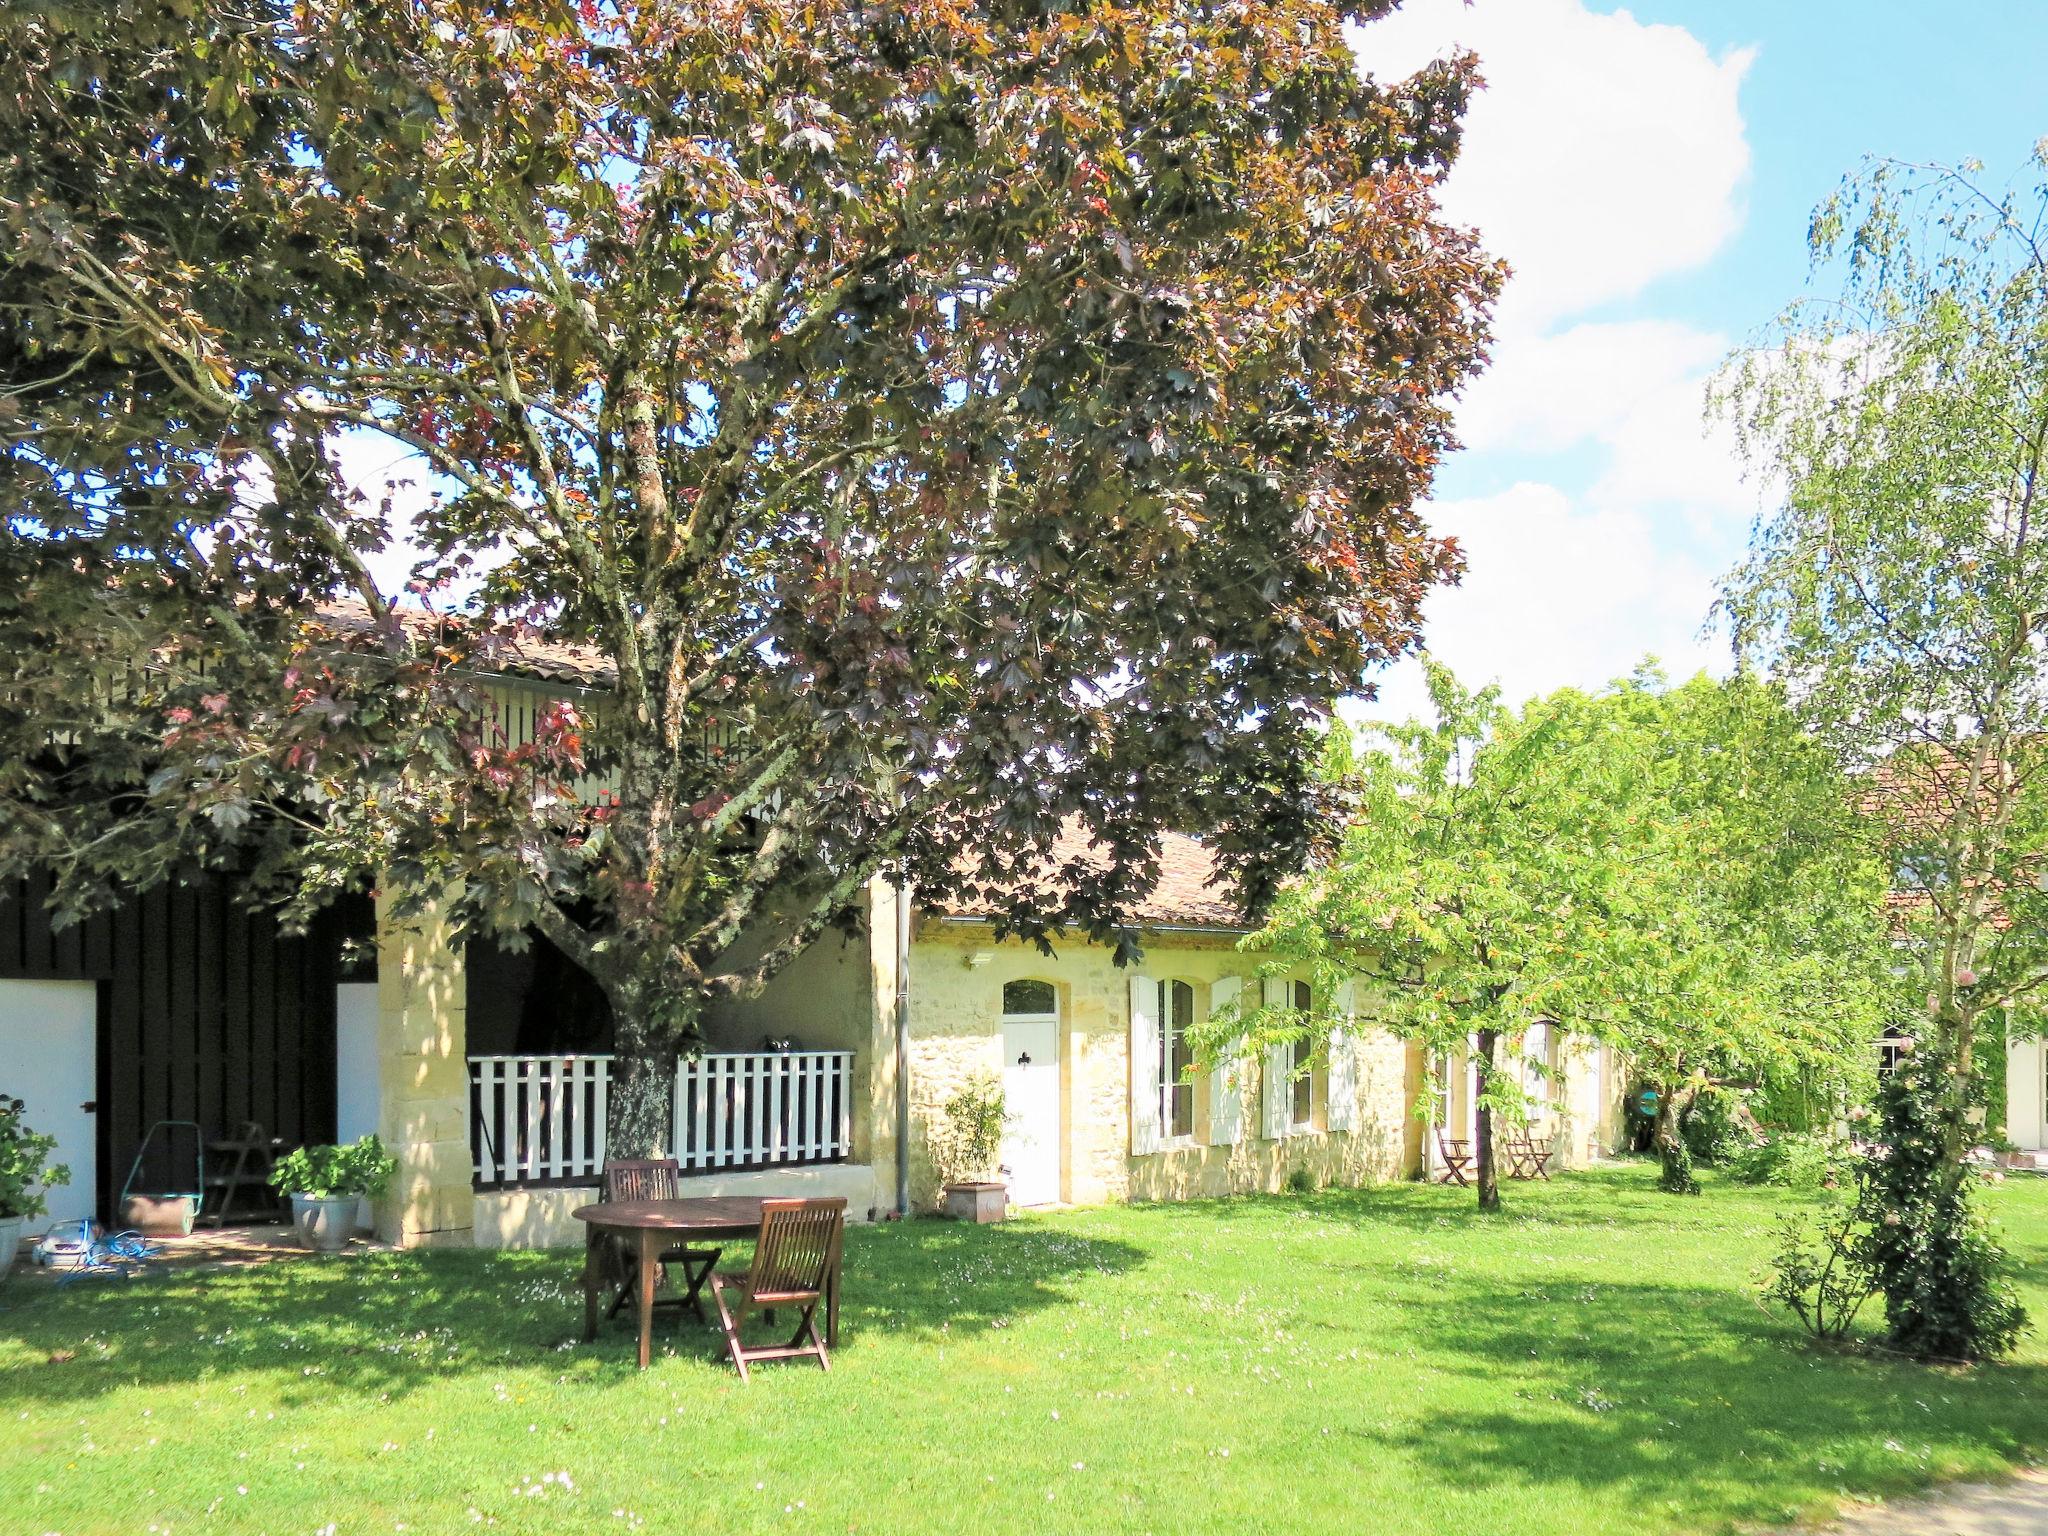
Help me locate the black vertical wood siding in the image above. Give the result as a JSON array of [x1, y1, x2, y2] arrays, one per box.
[[0, 872, 371, 1219]]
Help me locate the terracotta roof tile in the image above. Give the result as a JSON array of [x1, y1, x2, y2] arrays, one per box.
[[309, 598, 613, 687], [940, 823, 1250, 932]]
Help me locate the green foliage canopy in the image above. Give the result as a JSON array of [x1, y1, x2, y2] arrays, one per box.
[[1204, 661, 1887, 1205]]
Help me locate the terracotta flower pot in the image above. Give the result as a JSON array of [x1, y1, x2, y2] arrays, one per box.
[[942, 1181, 1008, 1224]]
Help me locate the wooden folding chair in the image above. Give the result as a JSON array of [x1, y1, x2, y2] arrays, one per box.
[[1502, 1132, 1554, 1180], [709, 1197, 846, 1383], [1502, 1133, 1528, 1179], [1434, 1131, 1474, 1187], [602, 1158, 722, 1323]]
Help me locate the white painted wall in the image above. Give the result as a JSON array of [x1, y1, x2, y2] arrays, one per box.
[[2008, 1037, 2045, 1152], [334, 982, 381, 1229], [0, 979, 97, 1233]]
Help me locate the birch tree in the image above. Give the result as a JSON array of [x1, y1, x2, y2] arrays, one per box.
[[1716, 150, 2048, 1357]]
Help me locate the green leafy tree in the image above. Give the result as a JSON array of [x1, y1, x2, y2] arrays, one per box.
[[1211, 661, 1632, 1209], [1557, 675, 1890, 1195], [0, 1, 1500, 1152], [1716, 151, 2048, 1357], [1203, 664, 1885, 1209]]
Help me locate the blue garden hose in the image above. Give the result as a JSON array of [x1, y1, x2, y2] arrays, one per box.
[[53, 1225, 156, 1286]]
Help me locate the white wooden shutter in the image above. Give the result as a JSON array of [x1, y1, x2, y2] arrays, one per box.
[[1207, 976, 1245, 1146], [1261, 977, 1291, 1140], [1327, 977, 1359, 1133], [1129, 974, 1162, 1155]]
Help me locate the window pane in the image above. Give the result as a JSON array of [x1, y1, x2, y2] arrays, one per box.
[[1155, 980, 1171, 1132], [1170, 982, 1196, 1137], [1003, 979, 1056, 1016], [1290, 984, 1313, 1125]]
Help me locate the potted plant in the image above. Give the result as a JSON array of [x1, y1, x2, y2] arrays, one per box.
[[0, 1095, 71, 1272], [270, 1135, 397, 1252], [932, 1073, 1010, 1223]]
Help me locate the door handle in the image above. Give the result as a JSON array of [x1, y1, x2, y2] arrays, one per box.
[[79, 1101, 97, 1113]]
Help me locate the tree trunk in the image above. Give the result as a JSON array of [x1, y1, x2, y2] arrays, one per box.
[[1474, 1027, 1501, 1210], [604, 976, 694, 1158], [1653, 1083, 1699, 1195]]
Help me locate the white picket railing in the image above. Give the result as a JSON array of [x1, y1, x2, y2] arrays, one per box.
[[469, 1049, 855, 1186], [674, 1051, 855, 1171], [470, 1054, 613, 1187]]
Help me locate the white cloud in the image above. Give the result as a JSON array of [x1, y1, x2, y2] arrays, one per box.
[[1356, 0, 1754, 330], [1458, 318, 1752, 529], [324, 428, 435, 598], [1357, 482, 1730, 725], [1347, 0, 1762, 715]]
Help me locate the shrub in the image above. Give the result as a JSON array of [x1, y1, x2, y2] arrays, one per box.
[[0, 1095, 70, 1221], [1681, 1091, 1760, 1168], [1856, 1044, 2027, 1360], [929, 1073, 1007, 1189], [1728, 1131, 1853, 1192], [269, 1136, 398, 1200], [1761, 1204, 1879, 1342], [1284, 1165, 1318, 1195]]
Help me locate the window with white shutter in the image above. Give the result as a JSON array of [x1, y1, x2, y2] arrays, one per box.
[[1261, 977, 1291, 1139], [1524, 1021, 1555, 1118], [1129, 974, 1162, 1155], [1287, 979, 1314, 1128], [1327, 978, 1359, 1133], [1208, 976, 1245, 1146], [1166, 980, 1196, 1140]]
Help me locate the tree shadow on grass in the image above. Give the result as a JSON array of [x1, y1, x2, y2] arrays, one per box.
[[851, 1217, 1144, 1341], [0, 1217, 1144, 1409], [1119, 1168, 2048, 1526], [1362, 1268, 2048, 1529]]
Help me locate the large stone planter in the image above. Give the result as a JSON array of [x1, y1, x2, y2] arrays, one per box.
[[289, 1194, 359, 1253], [0, 1214, 22, 1275], [942, 1182, 1008, 1224]]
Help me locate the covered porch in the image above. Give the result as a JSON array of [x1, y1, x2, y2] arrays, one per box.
[[371, 889, 895, 1247], [0, 875, 895, 1250], [465, 1046, 873, 1246]]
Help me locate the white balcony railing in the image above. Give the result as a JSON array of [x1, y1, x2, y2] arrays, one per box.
[[468, 1048, 855, 1187], [674, 1051, 855, 1171], [469, 1054, 613, 1187]]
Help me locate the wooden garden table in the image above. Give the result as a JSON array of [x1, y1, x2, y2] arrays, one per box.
[[573, 1196, 839, 1369]]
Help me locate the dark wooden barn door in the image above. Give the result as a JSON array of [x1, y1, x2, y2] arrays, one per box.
[[0, 872, 365, 1220]]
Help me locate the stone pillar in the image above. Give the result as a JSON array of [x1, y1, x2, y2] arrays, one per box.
[[373, 890, 474, 1247], [2008, 1036, 2045, 1153], [864, 876, 904, 1215]]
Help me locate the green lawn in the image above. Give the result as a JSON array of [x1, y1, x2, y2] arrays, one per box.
[[4, 1163, 2048, 1535]]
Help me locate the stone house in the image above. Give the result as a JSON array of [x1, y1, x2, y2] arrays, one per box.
[[0, 619, 1626, 1249]]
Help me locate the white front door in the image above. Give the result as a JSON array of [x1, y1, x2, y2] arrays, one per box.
[[1001, 1015, 1060, 1206], [334, 982, 381, 1231], [0, 980, 97, 1233]]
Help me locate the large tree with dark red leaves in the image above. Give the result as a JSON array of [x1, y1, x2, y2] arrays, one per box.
[[1, 0, 1498, 1151]]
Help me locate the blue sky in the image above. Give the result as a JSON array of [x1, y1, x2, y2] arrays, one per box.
[[1351, 0, 2048, 722]]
